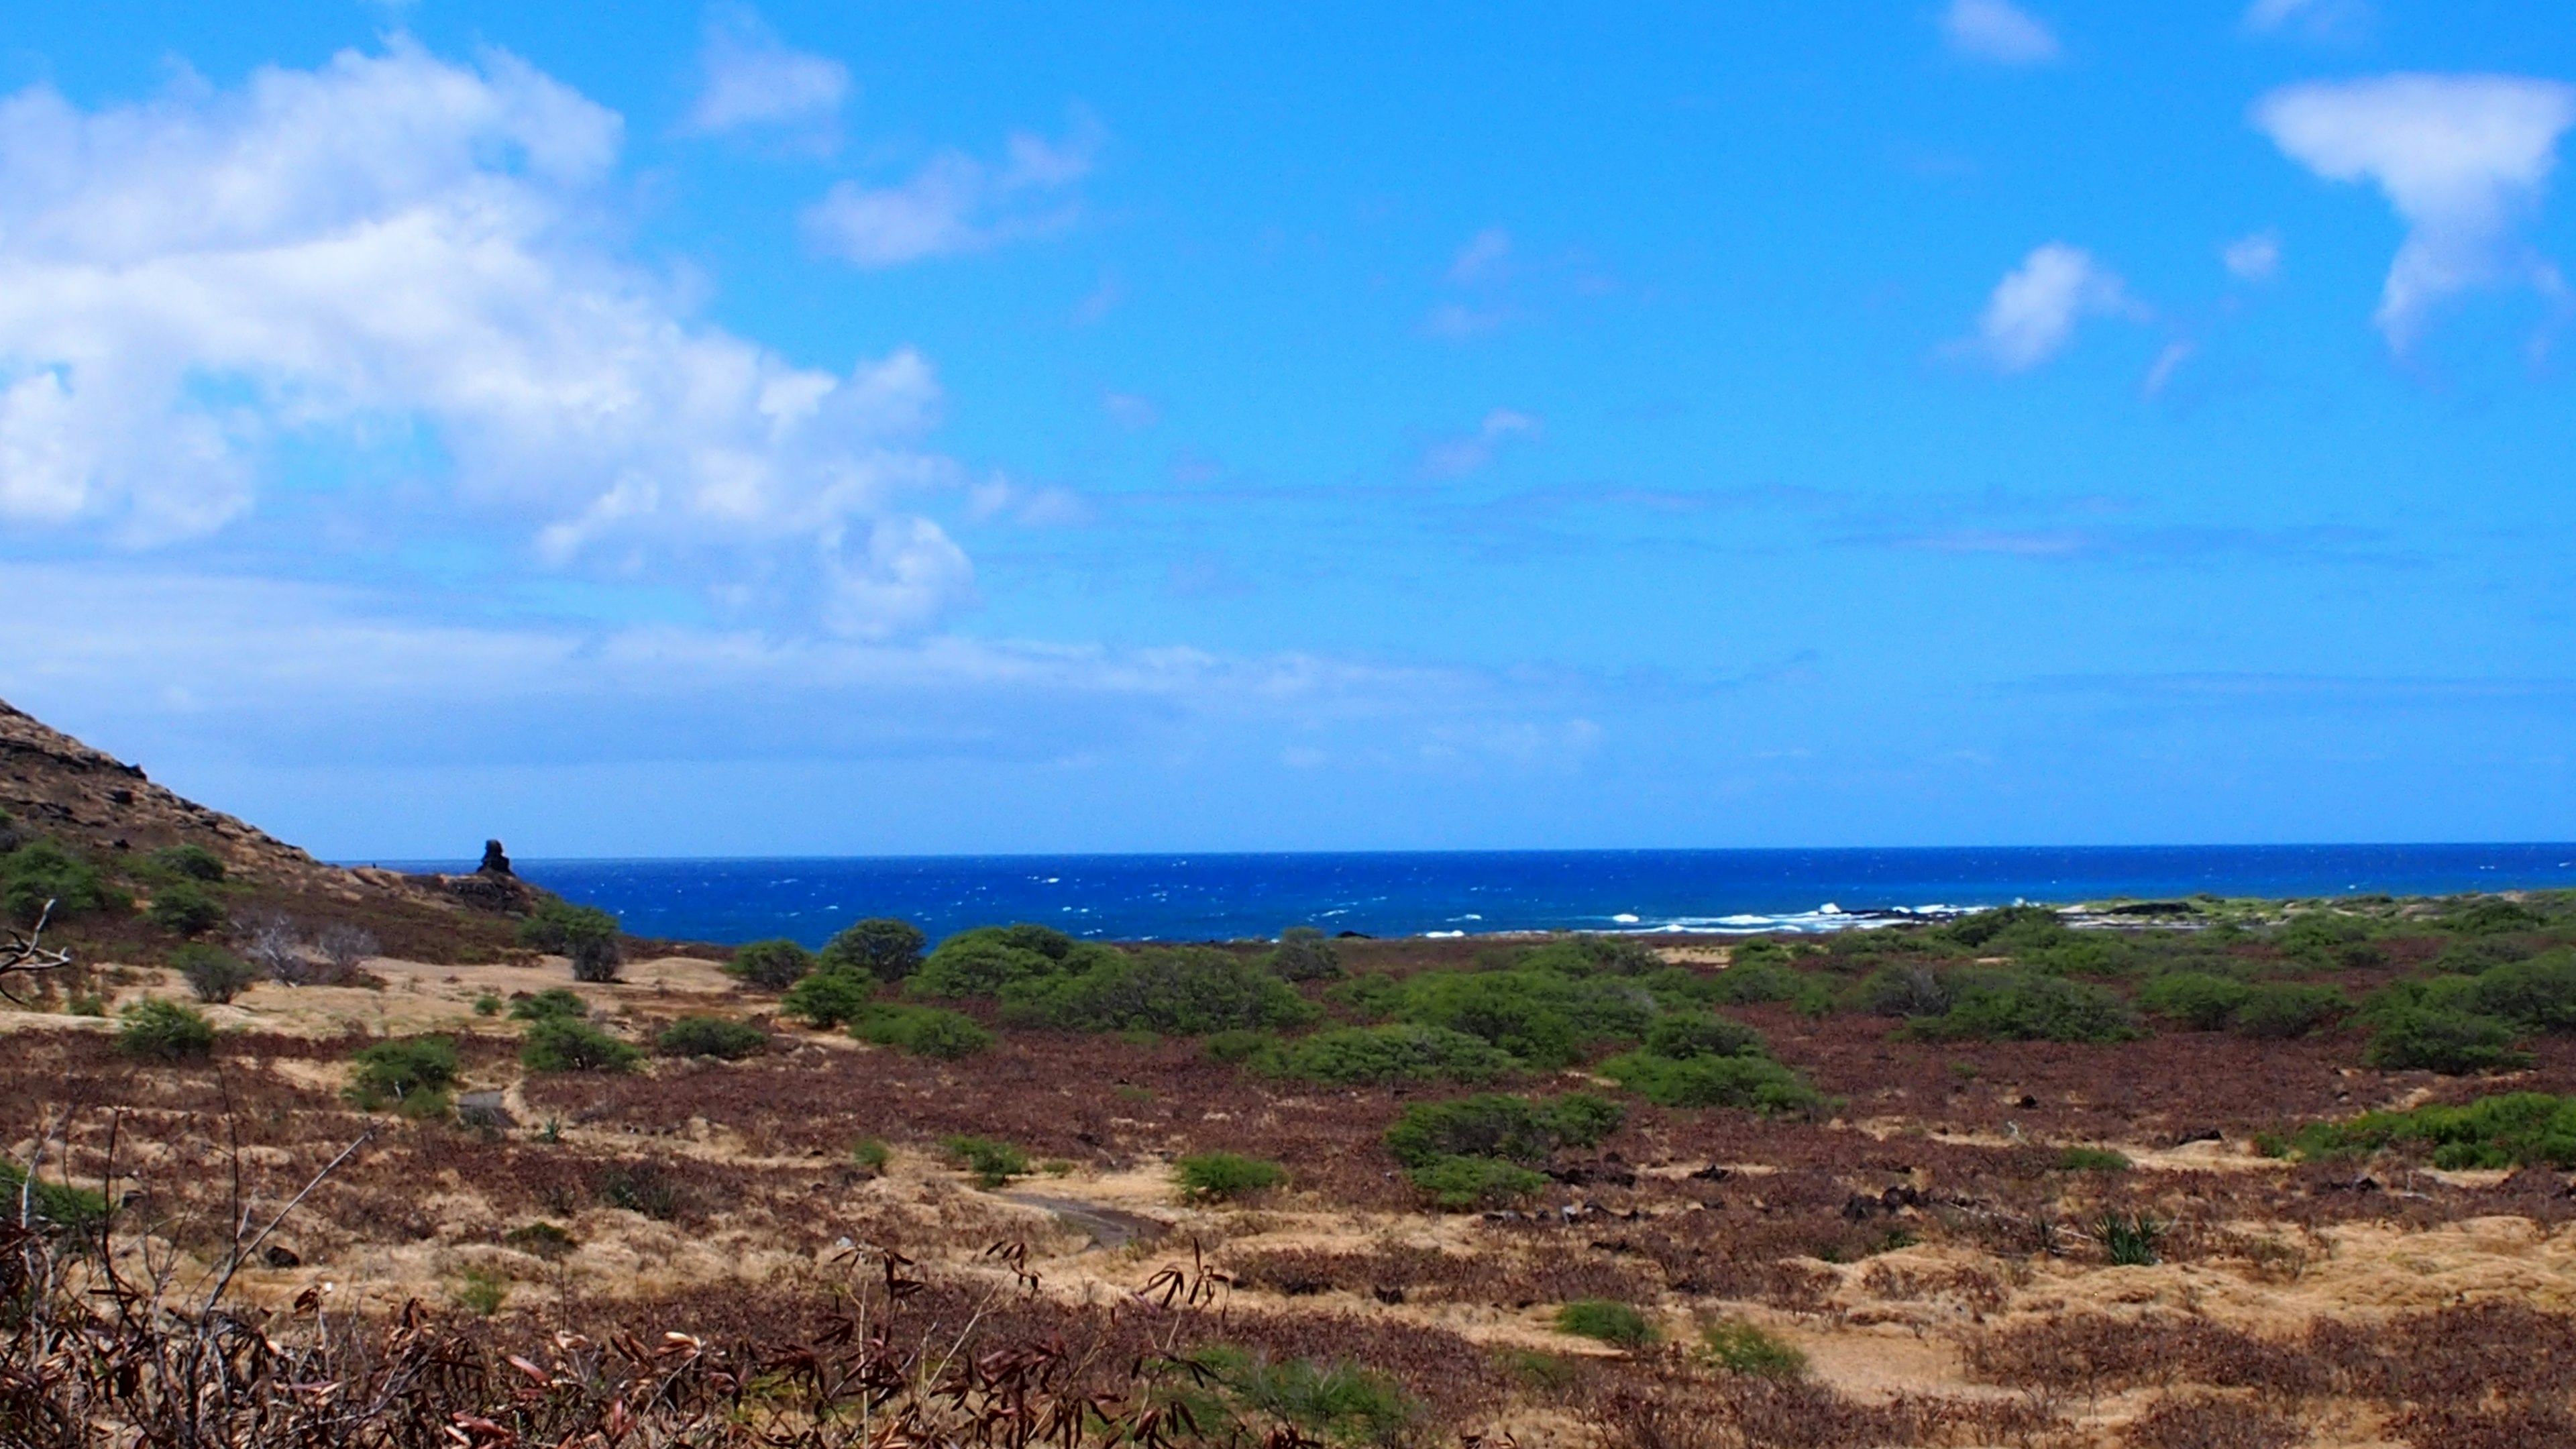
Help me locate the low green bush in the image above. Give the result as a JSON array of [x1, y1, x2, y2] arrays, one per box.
[[1267, 926, 1344, 981], [2281, 1092, 2576, 1171], [1598, 1051, 1823, 1114], [2057, 1146, 2131, 1173], [2233, 982, 2348, 1039], [509, 988, 589, 1022], [851, 1138, 891, 1174], [2459, 952, 2576, 1034], [910, 924, 1099, 998], [655, 1015, 769, 1060], [2, 839, 115, 926], [521, 1018, 641, 1073], [172, 944, 260, 1004], [849, 1003, 991, 1060], [944, 1134, 1028, 1187], [1000, 945, 1319, 1035], [1383, 1093, 1623, 1169], [1405, 1154, 1550, 1209], [1204, 1028, 1280, 1064], [1387, 968, 1653, 1068], [1208, 1350, 1416, 1444], [2362, 1004, 2528, 1074], [517, 901, 623, 983], [1707, 959, 1831, 1012], [727, 938, 815, 990], [1700, 1318, 1807, 1377], [148, 844, 227, 882], [1175, 1151, 1288, 1200], [347, 1035, 460, 1113], [1642, 1011, 1768, 1060], [115, 999, 214, 1060], [1555, 1300, 1658, 1350], [1260, 1023, 1514, 1085], [0, 1161, 111, 1232], [1907, 970, 2141, 1044], [2137, 971, 2253, 1031], [146, 881, 226, 938], [820, 918, 929, 982], [780, 969, 877, 1028]]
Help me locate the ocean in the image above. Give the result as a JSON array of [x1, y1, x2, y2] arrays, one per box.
[[369, 843, 2576, 948]]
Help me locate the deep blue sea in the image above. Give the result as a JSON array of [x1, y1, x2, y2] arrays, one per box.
[[366, 843, 2576, 948]]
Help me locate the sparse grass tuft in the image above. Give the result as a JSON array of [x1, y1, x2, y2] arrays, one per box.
[[944, 1134, 1028, 1188], [1556, 1299, 1659, 1350], [1175, 1151, 1287, 1201], [1700, 1318, 1807, 1377]]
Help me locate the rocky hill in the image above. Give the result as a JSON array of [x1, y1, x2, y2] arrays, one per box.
[[0, 696, 517, 960]]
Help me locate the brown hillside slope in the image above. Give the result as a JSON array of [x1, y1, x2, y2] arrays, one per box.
[[0, 696, 515, 959]]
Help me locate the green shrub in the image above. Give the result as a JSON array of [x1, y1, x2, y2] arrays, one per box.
[[2363, 1005, 2528, 1074], [1405, 1154, 1550, 1209], [1855, 964, 1952, 1018], [0, 1160, 111, 1232], [347, 1035, 460, 1112], [1707, 960, 1831, 1012], [2057, 1146, 2132, 1173], [1324, 971, 1408, 1022], [2438, 898, 2548, 935], [2461, 952, 2576, 1034], [2, 840, 114, 925], [518, 901, 623, 982], [1261, 1023, 1514, 1085], [655, 1015, 769, 1060], [1204, 1028, 1280, 1064], [944, 1134, 1028, 1187], [851, 1138, 891, 1174], [472, 993, 502, 1016], [2283, 1093, 2576, 1171], [820, 918, 928, 982], [1214, 1352, 1415, 1444], [908, 924, 1093, 998], [849, 1003, 991, 1060], [780, 970, 877, 1028], [2434, 936, 2535, 974], [1599, 1051, 1823, 1114], [2138, 971, 2253, 1030], [2098, 1211, 2164, 1267], [1383, 1093, 1623, 1169], [172, 944, 260, 1004], [1389, 969, 1653, 1067], [521, 1018, 641, 1073], [597, 1162, 684, 1219], [727, 938, 815, 990], [148, 843, 227, 882], [2233, 982, 2348, 1039], [1514, 934, 1667, 977], [509, 989, 590, 1022], [115, 999, 214, 1060], [1908, 970, 2141, 1043], [1001, 945, 1319, 1035], [1642, 1011, 1768, 1060], [1176, 1151, 1288, 1200], [1267, 926, 1344, 981], [1555, 1300, 1658, 1350], [146, 881, 225, 938], [1700, 1318, 1807, 1377]]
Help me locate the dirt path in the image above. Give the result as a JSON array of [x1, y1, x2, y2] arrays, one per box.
[[996, 1192, 1171, 1250]]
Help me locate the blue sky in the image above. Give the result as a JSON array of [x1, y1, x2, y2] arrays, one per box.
[[2, 0, 2573, 857]]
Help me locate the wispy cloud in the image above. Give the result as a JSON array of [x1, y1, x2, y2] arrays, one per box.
[[2255, 74, 2576, 350], [0, 40, 971, 639], [2222, 229, 2284, 282], [2241, 0, 2372, 42], [1941, 0, 2061, 66], [802, 111, 1101, 268], [1956, 243, 2141, 371], [1419, 409, 1542, 478], [682, 5, 851, 139], [1447, 227, 1513, 284]]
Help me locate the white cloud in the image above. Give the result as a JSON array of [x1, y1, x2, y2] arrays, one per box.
[[1102, 391, 1159, 430], [0, 40, 970, 637], [2255, 74, 2576, 349], [1420, 409, 1540, 478], [1960, 243, 2139, 371], [2142, 339, 2195, 397], [2222, 229, 2283, 282], [1447, 227, 1512, 284], [1423, 303, 1510, 341], [802, 114, 1099, 268], [1941, 0, 2061, 66], [2242, 0, 2371, 41], [683, 5, 851, 137]]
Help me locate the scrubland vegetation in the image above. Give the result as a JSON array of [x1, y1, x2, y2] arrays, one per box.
[[13, 886, 2576, 1444]]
